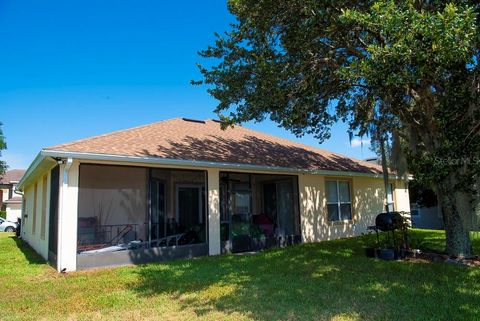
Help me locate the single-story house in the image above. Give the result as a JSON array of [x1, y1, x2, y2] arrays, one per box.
[[1, 169, 26, 222], [18, 118, 410, 272]]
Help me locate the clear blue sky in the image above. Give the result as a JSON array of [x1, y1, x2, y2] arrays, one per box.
[[0, 0, 374, 170]]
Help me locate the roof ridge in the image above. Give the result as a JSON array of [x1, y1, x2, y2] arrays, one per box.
[[46, 117, 183, 150]]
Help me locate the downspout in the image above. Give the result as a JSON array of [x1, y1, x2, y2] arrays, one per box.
[[13, 188, 25, 232], [57, 158, 73, 272]]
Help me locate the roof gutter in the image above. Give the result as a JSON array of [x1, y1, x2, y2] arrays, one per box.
[[17, 152, 45, 190], [35, 149, 400, 179], [14, 188, 23, 197]]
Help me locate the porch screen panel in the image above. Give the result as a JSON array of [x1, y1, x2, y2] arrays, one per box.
[[277, 182, 295, 235], [150, 169, 207, 247], [178, 187, 201, 227], [77, 164, 148, 252], [48, 166, 60, 258]]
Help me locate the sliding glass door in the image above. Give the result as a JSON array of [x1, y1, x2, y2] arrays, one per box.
[[149, 169, 207, 248]]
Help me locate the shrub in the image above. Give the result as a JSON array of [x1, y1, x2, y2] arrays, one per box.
[[0, 211, 6, 219]]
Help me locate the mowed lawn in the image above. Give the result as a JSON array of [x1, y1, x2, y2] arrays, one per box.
[[0, 230, 479, 321]]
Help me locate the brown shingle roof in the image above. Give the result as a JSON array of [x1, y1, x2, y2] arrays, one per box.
[[0, 169, 26, 184], [46, 118, 383, 174]]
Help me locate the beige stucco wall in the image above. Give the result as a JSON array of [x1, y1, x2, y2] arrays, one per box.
[[22, 172, 51, 260], [299, 173, 410, 242], [352, 176, 386, 233], [207, 168, 220, 255], [393, 180, 410, 212]]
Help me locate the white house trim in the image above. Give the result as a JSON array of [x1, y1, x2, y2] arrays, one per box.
[[207, 169, 221, 256], [57, 159, 79, 272]]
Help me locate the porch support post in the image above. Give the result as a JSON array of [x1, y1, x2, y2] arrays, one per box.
[[57, 159, 79, 272], [207, 168, 221, 255]]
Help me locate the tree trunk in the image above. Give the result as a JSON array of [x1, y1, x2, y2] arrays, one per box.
[[474, 176, 480, 231], [436, 176, 473, 257], [379, 136, 390, 213]]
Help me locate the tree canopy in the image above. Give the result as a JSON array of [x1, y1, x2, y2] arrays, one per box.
[[197, 0, 480, 256], [0, 123, 6, 176]]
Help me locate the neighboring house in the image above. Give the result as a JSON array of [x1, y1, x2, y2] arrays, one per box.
[[410, 204, 444, 230], [408, 185, 444, 230], [0, 169, 26, 222], [17, 118, 410, 272]]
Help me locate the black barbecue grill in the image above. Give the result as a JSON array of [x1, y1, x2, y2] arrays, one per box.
[[367, 212, 410, 259], [375, 212, 405, 231]]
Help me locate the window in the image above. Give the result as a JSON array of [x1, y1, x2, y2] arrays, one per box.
[[233, 191, 251, 215], [326, 180, 352, 221], [386, 183, 395, 212]]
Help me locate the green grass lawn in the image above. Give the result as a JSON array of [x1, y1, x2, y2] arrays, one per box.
[[0, 230, 479, 321]]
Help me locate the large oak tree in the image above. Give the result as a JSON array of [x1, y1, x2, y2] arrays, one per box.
[[196, 0, 480, 256], [0, 123, 6, 176]]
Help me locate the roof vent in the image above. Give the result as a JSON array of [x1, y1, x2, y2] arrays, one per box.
[[182, 118, 206, 124]]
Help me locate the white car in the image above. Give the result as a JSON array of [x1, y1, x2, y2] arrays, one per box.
[[0, 217, 17, 232]]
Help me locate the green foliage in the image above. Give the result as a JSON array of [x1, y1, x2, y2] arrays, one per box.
[[339, 2, 477, 87], [337, 1, 480, 190], [0, 211, 5, 219], [197, 0, 479, 176], [0, 122, 6, 176], [409, 179, 439, 208], [197, 0, 480, 254]]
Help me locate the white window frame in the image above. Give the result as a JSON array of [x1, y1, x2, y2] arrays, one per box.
[[326, 180, 353, 222]]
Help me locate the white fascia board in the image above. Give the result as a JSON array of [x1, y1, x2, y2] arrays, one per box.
[[18, 149, 401, 189], [17, 152, 45, 190], [41, 149, 400, 179]]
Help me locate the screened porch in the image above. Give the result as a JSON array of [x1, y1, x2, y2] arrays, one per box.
[[76, 164, 208, 258], [220, 172, 301, 253]]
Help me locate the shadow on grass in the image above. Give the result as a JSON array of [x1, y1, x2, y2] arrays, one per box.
[[128, 232, 480, 321], [10, 236, 45, 265], [409, 229, 480, 255]]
